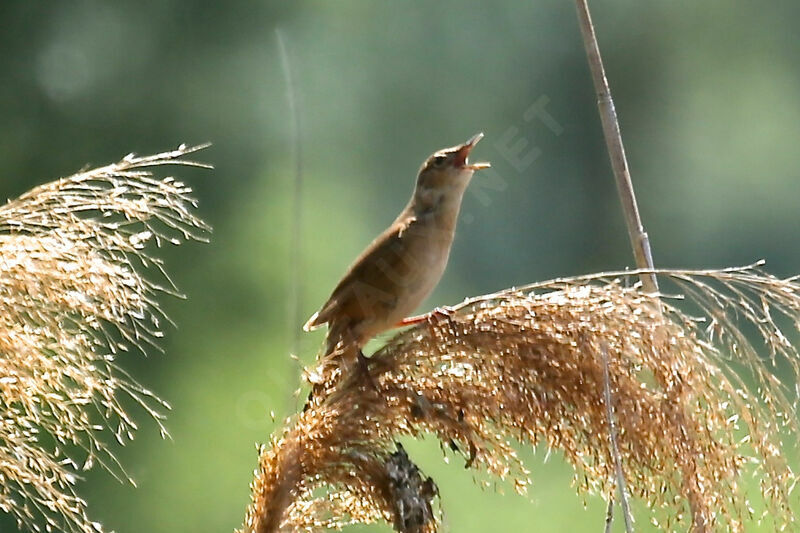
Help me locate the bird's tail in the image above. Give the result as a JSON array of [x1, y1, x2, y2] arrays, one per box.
[[302, 311, 322, 332]]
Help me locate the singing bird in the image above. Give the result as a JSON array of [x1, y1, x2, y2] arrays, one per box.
[[303, 133, 490, 376]]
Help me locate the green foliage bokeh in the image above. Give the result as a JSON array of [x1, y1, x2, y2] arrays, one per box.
[[1, 1, 799, 531]]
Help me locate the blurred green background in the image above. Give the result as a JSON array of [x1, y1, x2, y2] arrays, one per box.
[[1, 1, 799, 531]]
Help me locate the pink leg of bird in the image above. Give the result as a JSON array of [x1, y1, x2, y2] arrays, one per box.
[[398, 306, 457, 327]]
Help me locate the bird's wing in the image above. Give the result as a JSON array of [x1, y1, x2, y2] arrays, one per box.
[[303, 215, 418, 331]]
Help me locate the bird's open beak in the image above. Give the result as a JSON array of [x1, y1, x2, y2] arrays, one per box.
[[454, 132, 491, 170]]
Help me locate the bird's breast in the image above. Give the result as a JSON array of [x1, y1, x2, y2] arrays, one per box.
[[350, 204, 461, 341], [389, 218, 455, 317]]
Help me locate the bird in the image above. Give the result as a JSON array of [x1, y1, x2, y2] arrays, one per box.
[[303, 132, 490, 391]]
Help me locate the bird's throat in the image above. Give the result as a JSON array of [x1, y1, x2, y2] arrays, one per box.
[[410, 191, 464, 237]]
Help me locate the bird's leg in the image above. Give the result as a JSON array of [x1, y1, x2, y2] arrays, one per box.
[[356, 348, 379, 392], [398, 305, 457, 328]]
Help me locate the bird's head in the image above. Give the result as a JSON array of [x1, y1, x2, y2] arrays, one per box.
[[414, 133, 491, 210]]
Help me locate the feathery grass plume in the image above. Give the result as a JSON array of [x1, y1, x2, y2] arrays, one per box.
[[241, 263, 800, 532], [0, 145, 210, 533]]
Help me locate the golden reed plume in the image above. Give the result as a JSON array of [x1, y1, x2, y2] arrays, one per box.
[[242, 264, 799, 532], [0, 145, 209, 533]]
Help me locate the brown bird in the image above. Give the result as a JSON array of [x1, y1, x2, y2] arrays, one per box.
[[303, 133, 490, 384]]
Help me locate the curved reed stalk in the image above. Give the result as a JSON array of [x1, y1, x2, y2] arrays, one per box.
[[0, 145, 209, 533], [241, 264, 799, 532]]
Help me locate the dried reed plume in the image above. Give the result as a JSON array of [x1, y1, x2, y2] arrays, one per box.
[[0, 145, 209, 533], [241, 264, 800, 532]]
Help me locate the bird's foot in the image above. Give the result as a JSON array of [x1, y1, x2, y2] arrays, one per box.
[[303, 351, 376, 410], [302, 388, 317, 412], [398, 306, 457, 328]]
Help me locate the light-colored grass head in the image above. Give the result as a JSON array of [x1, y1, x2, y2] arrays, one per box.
[[0, 145, 209, 533], [242, 264, 799, 532]]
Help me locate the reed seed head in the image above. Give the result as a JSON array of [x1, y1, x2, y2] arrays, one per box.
[[0, 145, 209, 533], [242, 264, 799, 532]]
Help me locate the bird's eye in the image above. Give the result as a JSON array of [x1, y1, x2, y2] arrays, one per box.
[[432, 155, 447, 167]]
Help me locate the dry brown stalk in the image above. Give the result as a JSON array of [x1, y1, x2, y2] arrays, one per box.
[[600, 342, 633, 533], [574, 0, 658, 294], [575, 2, 657, 527], [241, 264, 799, 532], [0, 145, 210, 533]]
